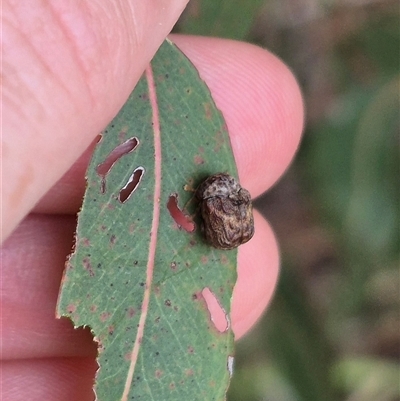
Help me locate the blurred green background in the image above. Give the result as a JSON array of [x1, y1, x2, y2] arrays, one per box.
[[176, 1, 399, 400]]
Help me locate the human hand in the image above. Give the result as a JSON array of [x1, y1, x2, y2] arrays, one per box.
[[1, 2, 303, 400]]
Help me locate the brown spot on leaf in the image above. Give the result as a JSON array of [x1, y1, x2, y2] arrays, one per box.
[[188, 346, 194, 354], [118, 128, 128, 143], [194, 155, 204, 165], [139, 93, 149, 101], [220, 254, 229, 265], [126, 307, 136, 318], [201, 255, 208, 264], [155, 369, 163, 379], [81, 238, 90, 247], [66, 304, 76, 313], [204, 102, 212, 120], [192, 292, 201, 301], [214, 129, 225, 153], [83, 257, 94, 277], [100, 312, 111, 322]]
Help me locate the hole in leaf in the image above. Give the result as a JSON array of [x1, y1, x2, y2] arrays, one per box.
[[96, 137, 139, 193], [201, 287, 229, 333], [167, 194, 195, 232], [227, 356, 234, 377], [119, 167, 145, 203]]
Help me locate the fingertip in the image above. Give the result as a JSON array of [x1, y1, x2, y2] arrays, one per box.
[[231, 210, 280, 339], [171, 36, 304, 196]]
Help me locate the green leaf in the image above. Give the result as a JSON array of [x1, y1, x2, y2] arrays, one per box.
[[57, 40, 238, 401], [177, 0, 265, 40]]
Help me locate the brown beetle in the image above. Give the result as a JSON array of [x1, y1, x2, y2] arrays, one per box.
[[196, 173, 254, 250]]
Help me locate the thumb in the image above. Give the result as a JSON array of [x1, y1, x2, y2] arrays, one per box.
[[2, 0, 188, 241]]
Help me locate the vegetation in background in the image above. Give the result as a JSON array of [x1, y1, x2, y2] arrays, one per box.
[[176, 1, 399, 400]]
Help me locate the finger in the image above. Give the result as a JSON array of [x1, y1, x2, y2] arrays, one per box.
[[0, 215, 97, 360], [2, 0, 189, 241], [171, 35, 304, 196], [233, 210, 279, 339], [1, 211, 276, 359], [34, 36, 303, 214], [2, 357, 96, 401]]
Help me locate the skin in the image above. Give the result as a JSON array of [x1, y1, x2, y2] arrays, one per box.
[[1, 1, 304, 400]]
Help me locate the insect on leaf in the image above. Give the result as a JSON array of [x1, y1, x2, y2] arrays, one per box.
[[57, 39, 239, 401]]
